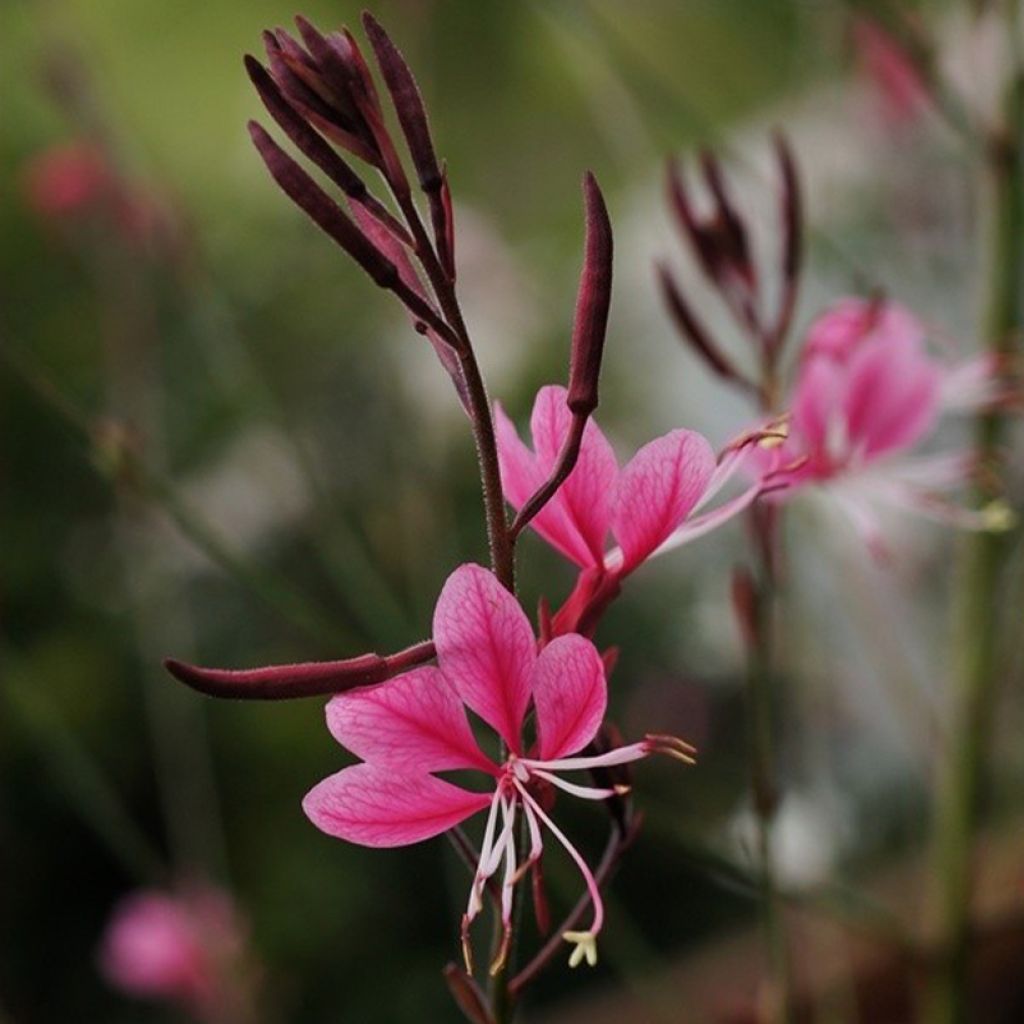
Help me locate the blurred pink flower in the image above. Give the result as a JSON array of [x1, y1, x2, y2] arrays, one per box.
[[852, 17, 930, 128], [303, 562, 692, 971], [99, 885, 248, 1020], [22, 142, 113, 219], [760, 297, 1010, 552], [23, 140, 174, 248]]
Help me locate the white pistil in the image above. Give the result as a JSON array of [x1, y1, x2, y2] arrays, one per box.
[[514, 780, 604, 967], [562, 930, 598, 968]]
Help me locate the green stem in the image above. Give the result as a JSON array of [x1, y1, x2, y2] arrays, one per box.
[[928, 19, 1024, 1023], [745, 544, 793, 1024]]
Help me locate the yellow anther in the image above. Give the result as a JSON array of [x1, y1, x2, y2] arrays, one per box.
[[563, 930, 598, 968], [982, 500, 1016, 532]]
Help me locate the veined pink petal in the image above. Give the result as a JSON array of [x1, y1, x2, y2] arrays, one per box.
[[433, 564, 535, 752], [494, 401, 542, 508], [611, 429, 716, 574], [495, 401, 593, 567], [532, 634, 607, 761], [645, 480, 765, 559], [325, 667, 495, 774], [529, 386, 618, 565], [303, 763, 490, 847]]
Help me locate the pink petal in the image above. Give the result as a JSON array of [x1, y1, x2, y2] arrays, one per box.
[[303, 763, 490, 847], [532, 634, 607, 761], [646, 480, 765, 558], [529, 385, 618, 565], [495, 398, 603, 568], [791, 356, 845, 452], [432, 564, 536, 751], [325, 667, 494, 774], [611, 429, 716, 574], [844, 333, 939, 458]]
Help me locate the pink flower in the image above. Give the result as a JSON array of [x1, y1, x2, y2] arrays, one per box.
[[303, 562, 692, 971], [761, 297, 1010, 550], [852, 17, 930, 128], [496, 385, 762, 577], [22, 142, 113, 219], [99, 886, 247, 1019]]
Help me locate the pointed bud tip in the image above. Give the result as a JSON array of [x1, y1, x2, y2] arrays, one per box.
[[567, 170, 613, 415]]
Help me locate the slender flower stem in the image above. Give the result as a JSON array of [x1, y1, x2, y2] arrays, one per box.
[[743, 527, 793, 1024], [509, 413, 588, 541], [928, 18, 1024, 1021], [393, 191, 515, 593]]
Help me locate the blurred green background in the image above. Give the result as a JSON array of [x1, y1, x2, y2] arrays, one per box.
[[4, 1, 1023, 1022]]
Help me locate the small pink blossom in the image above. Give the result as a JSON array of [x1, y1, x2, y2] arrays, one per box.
[[495, 385, 769, 635], [497, 386, 762, 574], [303, 562, 693, 971], [99, 885, 248, 1020], [759, 297, 1010, 552]]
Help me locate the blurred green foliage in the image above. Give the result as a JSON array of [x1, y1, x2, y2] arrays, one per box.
[[5, 2, 997, 1023]]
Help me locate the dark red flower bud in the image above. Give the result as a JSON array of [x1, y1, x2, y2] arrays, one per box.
[[361, 12, 442, 193], [247, 55, 368, 201], [698, 149, 755, 292], [442, 964, 495, 1024], [248, 121, 456, 345], [771, 131, 802, 348], [164, 639, 436, 700], [264, 29, 378, 164], [567, 172, 613, 416], [656, 261, 750, 388], [438, 165, 456, 280]]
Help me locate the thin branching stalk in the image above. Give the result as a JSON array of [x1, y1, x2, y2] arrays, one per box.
[[928, 10, 1024, 1020]]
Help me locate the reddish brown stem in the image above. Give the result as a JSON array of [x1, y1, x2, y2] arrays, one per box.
[[509, 412, 588, 542], [164, 639, 436, 700]]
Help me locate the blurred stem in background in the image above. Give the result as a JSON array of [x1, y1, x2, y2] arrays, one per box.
[[735, 514, 793, 1024], [928, 1, 1024, 1020]]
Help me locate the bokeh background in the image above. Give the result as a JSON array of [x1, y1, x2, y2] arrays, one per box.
[[3, 1, 1023, 1021]]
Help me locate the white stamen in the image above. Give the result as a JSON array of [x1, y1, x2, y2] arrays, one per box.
[[520, 742, 651, 773], [528, 768, 623, 801], [514, 781, 604, 937], [466, 787, 504, 921]]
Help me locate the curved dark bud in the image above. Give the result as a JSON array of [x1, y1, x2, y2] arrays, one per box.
[[361, 12, 441, 194], [772, 130, 803, 347], [567, 172, 613, 416], [248, 120, 396, 287], [246, 55, 368, 200], [248, 121, 457, 345], [165, 640, 436, 700], [656, 260, 750, 389], [441, 964, 495, 1024]]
